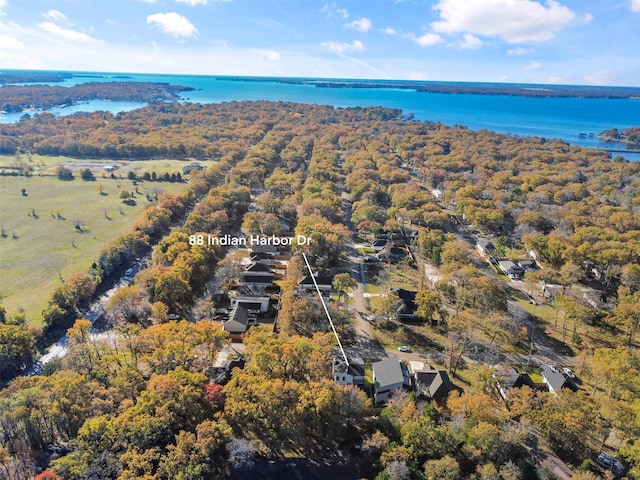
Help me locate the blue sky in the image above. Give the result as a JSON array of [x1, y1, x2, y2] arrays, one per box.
[[1, 0, 639, 85]]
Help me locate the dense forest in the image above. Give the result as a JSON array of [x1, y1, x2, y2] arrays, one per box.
[[1, 100, 640, 479], [0, 72, 72, 85], [0, 82, 193, 113]]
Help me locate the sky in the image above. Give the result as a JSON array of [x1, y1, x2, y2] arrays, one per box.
[[1, 0, 639, 86]]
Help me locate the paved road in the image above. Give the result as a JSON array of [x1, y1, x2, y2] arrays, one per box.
[[24, 259, 147, 376]]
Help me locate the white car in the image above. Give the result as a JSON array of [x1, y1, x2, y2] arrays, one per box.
[[398, 346, 411, 353], [562, 367, 575, 378]]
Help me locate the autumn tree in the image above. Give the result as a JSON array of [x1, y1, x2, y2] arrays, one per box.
[[333, 273, 357, 304], [295, 214, 349, 267], [156, 420, 232, 480], [415, 289, 445, 323], [612, 290, 640, 345], [423, 455, 460, 480], [106, 285, 151, 326], [370, 291, 403, 324], [0, 322, 36, 381]]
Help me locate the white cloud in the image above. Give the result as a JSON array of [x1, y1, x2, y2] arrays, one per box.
[[458, 33, 483, 49], [147, 12, 198, 38], [583, 69, 622, 85], [0, 34, 23, 49], [43, 10, 67, 22], [345, 17, 372, 32], [175, 0, 207, 5], [321, 2, 348, 19], [258, 49, 280, 61], [413, 32, 444, 47], [508, 46, 534, 56], [38, 22, 95, 42], [523, 60, 541, 69], [632, 0, 640, 12], [321, 40, 364, 54], [0, 0, 7, 16], [382, 27, 397, 35], [431, 0, 579, 43]]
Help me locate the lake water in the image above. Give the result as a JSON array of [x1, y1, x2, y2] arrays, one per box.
[[2, 72, 639, 160]]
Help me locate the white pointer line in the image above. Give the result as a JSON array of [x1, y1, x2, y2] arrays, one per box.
[[301, 252, 349, 366]]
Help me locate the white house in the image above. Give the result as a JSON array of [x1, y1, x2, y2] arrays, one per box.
[[372, 357, 409, 403], [332, 356, 365, 386]]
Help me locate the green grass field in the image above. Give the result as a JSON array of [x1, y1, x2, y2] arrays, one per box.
[[0, 161, 194, 324]]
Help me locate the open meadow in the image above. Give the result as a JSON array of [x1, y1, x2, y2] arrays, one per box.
[[0, 156, 211, 324]]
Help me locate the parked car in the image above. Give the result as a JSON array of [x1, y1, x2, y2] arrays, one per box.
[[597, 453, 624, 476], [562, 367, 575, 378], [398, 346, 411, 353], [124, 268, 134, 277]]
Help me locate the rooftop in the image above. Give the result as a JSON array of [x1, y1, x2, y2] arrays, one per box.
[[373, 357, 404, 387]]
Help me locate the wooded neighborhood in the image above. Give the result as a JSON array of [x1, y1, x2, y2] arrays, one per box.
[[1, 97, 640, 480]]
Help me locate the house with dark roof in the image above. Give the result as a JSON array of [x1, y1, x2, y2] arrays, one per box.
[[372, 357, 410, 403], [230, 286, 270, 313], [493, 364, 537, 400], [518, 260, 538, 272], [414, 365, 454, 404], [251, 244, 281, 255], [244, 262, 273, 276], [239, 274, 274, 288], [541, 366, 578, 396], [239, 260, 274, 287], [498, 260, 525, 280], [476, 240, 496, 255], [333, 356, 365, 386], [378, 245, 407, 263], [372, 240, 388, 253], [250, 251, 277, 266], [394, 288, 418, 321], [298, 274, 334, 298]]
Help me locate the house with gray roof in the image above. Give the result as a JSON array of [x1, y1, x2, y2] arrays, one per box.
[[372, 357, 409, 403], [222, 301, 260, 334], [541, 366, 578, 396]]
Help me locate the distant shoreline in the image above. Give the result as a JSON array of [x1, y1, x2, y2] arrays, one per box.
[[214, 75, 640, 99], [3, 70, 640, 99]]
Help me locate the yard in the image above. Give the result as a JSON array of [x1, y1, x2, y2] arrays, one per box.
[[2, 154, 217, 178], [0, 171, 187, 324]]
